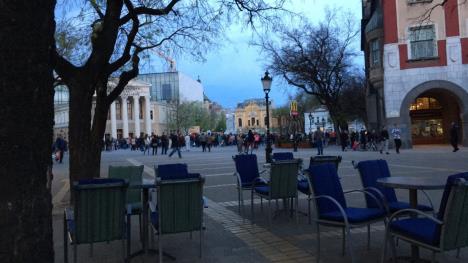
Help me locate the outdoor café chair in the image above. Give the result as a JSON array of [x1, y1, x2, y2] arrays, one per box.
[[307, 163, 386, 263], [355, 159, 434, 214], [251, 159, 301, 226], [232, 154, 267, 219], [149, 171, 205, 263], [109, 165, 145, 239], [63, 178, 130, 263], [297, 155, 342, 224], [381, 173, 468, 263]]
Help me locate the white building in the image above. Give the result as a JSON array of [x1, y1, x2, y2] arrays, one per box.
[[303, 107, 366, 134], [225, 110, 236, 134], [54, 72, 205, 139]]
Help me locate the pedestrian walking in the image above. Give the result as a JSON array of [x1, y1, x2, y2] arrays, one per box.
[[54, 136, 66, 163], [143, 135, 151, 155], [207, 133, 213, 152], [450, 122, 460, 152], [161, 132, 168, 154], [391, 124, 402, 154], [314, 129, 324, 155], [199, 132, 207, 152], [168, 131, 182, 158], [340, 130, 348, 152], [185, 133, 191, 152], [380, 126, 390, 154], [236, 133, 244, 154], [151, 135, 158, 155]]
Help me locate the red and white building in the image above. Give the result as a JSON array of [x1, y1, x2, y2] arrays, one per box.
[[362, 0, 468, 147]]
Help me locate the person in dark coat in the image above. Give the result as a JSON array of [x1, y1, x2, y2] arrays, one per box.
[[168, 131, 182, 158], [54, 136, 66, 163], [450, 122, 459, 152], [340, 130, 348, 152]]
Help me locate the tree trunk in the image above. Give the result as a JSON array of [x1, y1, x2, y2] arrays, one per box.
[[0, 1, 56, 262], [68, 82, 109, 182]]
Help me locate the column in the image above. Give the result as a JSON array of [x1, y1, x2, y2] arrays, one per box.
[[144, 96, 152, 135], [110, 101, 117, 139], [121, 97, 129, 138], [133, 96, 141, 137]]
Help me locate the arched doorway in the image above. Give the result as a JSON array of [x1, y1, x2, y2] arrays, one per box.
[[399, 80, 468, 147], [409, 90, 460, 145]]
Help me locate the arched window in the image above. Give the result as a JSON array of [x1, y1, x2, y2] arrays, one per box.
[[251, 118, 255, 126], [238, 118, 242, 127], [409, 97, 442, 111]]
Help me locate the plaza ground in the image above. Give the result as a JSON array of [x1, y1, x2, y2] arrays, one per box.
[[51, 144, 468, 262]]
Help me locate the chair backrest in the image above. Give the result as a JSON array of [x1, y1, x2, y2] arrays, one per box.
[[233, 154, 260, 185], [73, 178, 127, 244], [308, 163, 347, 214], [269, 160, 300, 199], [440, 179, 468, 250], [309, 156, 342, 171], [272, 152, 294, 161], [108, 165, 144, 205], [157, 176, 204, 234], [156, 163, 189, 180], [356, 160, 397, 208]]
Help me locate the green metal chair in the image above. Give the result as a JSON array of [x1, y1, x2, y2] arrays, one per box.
[[108, 165, 144, 240], [63, 178, 130, 263], [251, 159, 301, 226], [382, 175, 468, 263], [150, 175, 205, 262]]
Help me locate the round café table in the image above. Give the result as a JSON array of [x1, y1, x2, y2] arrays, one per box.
[[377, 176, 446, 262]]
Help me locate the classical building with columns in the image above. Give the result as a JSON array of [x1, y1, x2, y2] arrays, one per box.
[[234, 98, 277, 133], [54, 72, 205, 140], [362, 0, 468, 147]]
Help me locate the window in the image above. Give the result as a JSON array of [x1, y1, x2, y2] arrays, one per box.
[[409, 25, 437, 59], [139, 100, 143, 119], [251, 118, 255, 126], [256, 120, 259, 126], [409, 97, 442, 111], [238, 118, 242, 127], [370, 39, 380, 66], [127, 100, 132, 120], [162, 84, 172, 101], [150, 110, 153, 120], [116, 101, 121, 120], [248, 120, 251, 126]]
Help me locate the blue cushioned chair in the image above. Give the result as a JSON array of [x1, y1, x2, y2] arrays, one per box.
[[155, 163, 201, 180], [298, 155, 342, 224], [307, 163, 386, 263], [382, 173, 468, 263], [356, 159, 434, 214], [63, 178, 130, 263], [232, 154, 267, 219]]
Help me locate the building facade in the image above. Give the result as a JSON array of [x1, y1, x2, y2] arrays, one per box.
[[234, 99, 275, 133], [54, 72, 205, 140], [303, 107, 366, 134], [362, 0, 468, 147]]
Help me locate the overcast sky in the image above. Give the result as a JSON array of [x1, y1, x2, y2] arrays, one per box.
[[147, 0, 363, 109]]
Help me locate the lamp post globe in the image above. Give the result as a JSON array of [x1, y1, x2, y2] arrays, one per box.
[[262, 71, 273, 163]]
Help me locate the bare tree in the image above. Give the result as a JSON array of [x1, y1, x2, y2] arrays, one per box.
[[261, 9, 359, 131], [53, 0, 289, 182]]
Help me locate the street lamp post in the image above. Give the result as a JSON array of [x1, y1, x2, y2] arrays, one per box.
[[261, 71, 273, 163]]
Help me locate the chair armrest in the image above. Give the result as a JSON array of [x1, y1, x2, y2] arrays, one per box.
[[259, 169, 267, 175], [363, 187, 390, 213], [343, 189, 385, 212], [310, 195, 350, 226], [388, 209, 443, 225], [233, 172, 242, 188], [420, 190, 436, 216]]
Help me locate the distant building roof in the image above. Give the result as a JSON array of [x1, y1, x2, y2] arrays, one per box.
[[236, 98, 266, 108]]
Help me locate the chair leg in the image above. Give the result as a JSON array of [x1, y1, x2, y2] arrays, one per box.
[[431, 251, 436, 263], [380, 228, 389, 263], [199, 228, 203, 258], [159, 234, 163, 263], [260, 197, 263, 211], [308, 196, 312, 225], [457, 248, 461, 258], [73, 243, 77, 263], [389, 234, 397, 263], [127, 213, 131, 261], [190, 231, 193, 240], [346, 227, 356, 263], [295, 196, 299, 225], [342, 227, 346, 256], [237, 189, 241, 215], [63, 213, 68, 263], [316, 223, 321, 263], [89, 243, 93, 257], [268, 199, 272, 227], [367, 224, 371, 250], [251, 193, 254, 223]]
